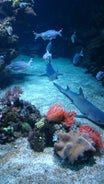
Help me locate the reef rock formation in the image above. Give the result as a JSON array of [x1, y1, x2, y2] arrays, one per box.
[[54, 131, 96, 164]]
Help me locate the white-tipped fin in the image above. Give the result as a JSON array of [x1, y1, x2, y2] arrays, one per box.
[[28, 58, 33, 65], [79, 87, 84, 97], [58, 28, 63, 36], [33, 31, 40, 39], [66, 86, 70, 90]]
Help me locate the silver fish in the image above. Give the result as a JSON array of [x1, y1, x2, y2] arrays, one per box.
[[33, 29, 63, 41], [6, 58, 33, 72], [43, 50, 52, 63]]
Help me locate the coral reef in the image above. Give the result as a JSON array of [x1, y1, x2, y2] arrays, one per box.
[[54, 131, 96, 164], [0, 85, 23, 106], [0, 93, 103, 165], [46, 104, 77, 126], [0, 0, 36, 87], [63, 111, 76, 127], [46, 103, 104, 164], [0, 86, 42, 143], [46, 104, 65, 122], [79, 124, 104, 151], [28, 128, 45, 152]]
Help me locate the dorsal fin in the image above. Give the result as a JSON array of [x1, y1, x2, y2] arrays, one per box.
[[79, 87, 84, 97], [66, 86, 70, 90]]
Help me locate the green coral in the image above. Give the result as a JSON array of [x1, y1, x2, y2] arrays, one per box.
[[3, 126, 14, 132], [7, 0, 21, 7], [35, 117, 45, 129]]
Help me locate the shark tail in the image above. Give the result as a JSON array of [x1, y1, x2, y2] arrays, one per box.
[[33, 31, 40, 39], [28, 58, 33, 65], [58, 28, 63, 36]]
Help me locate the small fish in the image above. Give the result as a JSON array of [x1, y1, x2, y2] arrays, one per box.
[[73, 49, 84, 66], [0, 55, 4, 61], [43, 41, 52, 62], [43, 50, 52, 63], [71, 31, 77, 44], [6, 26, 13, 36], [19, 2, 28, 8], [33, 29, 63, 41], [6, 58, 33, 72], [96, 71, 104, 80]]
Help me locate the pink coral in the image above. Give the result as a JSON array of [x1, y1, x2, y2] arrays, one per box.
[[79, 124, 103, 151], [46, 104, 65, 122], [63, 111, 76, 127]]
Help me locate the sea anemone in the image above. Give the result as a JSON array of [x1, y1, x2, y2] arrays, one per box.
[[63, 111, 76, 127], [46, 104, 65, 122], [79, 124, 103, 151]]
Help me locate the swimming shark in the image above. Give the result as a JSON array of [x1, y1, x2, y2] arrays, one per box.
[[38, 62, 59, 81], [45, 63, 58, 81], [54, 82, 104, 126]]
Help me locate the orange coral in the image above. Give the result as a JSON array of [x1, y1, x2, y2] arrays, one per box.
[[46, 104, 65, 122], [79, 124, 103, 151], [63, 111, 76, 127]]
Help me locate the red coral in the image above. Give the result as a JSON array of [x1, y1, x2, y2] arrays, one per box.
[[79, 124, 103, 151], [46, 104, 65, 122], [63, 111, 76, 127]]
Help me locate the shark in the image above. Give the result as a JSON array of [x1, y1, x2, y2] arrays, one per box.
[[46, 63, 59, 81], [38, 62, 59, 81], [53, 82, 104, 126]]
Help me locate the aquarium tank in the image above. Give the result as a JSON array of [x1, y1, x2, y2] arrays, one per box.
[[0, 0, 104, 183]]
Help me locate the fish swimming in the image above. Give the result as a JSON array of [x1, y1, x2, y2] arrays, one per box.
[[38, 62, 58, 81], [46, 63, 58, 81], [6, 58, 33, 72], [33, 29, 63, 41], [71, 31, 77, 44], [6, 26, 13, 36], [43, 50, 52, 63], [54, 83, 104, 126], [73, 49, 84, 66], [96, 71, 104, 81], [43, 41, 52, 63]]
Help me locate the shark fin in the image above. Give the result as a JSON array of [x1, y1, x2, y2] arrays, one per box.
[[79, 87, 84, 97], [75, 114, 87, 118], [66, 86, 70, 90]]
